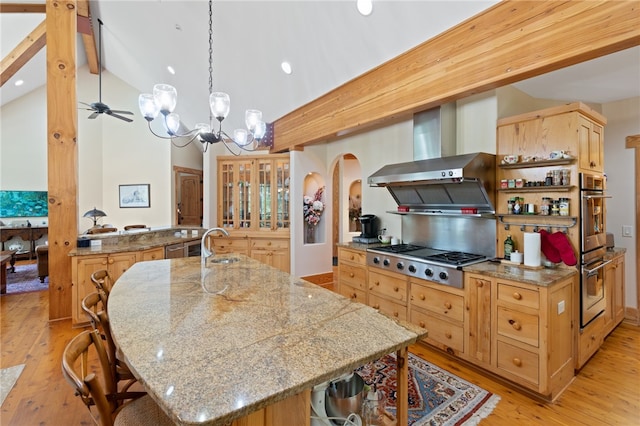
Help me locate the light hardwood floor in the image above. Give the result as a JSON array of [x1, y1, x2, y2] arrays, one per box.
[[1, 286, 638, 425]]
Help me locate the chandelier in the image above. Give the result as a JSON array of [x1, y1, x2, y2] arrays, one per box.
[[138, 0, 269, 154]]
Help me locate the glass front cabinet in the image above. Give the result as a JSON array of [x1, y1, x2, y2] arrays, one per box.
[[218, 154, 290, 232]]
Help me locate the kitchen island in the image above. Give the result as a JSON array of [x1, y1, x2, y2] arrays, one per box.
[[108, 254, 427, 425]]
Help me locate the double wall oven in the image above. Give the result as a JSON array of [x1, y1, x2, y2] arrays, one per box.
[[579, 173, 611, 329]]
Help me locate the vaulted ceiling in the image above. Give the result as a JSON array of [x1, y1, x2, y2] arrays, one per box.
[[1, 1, 639, 136]]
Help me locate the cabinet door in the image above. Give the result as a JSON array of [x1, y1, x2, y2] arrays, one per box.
[[613, 256, 625, 327], [274, 158, 290, 230], [73, 255, 109, 325], [218, 158, 254, 229], [603, 260, 616, 334], [140, 247, 164, 262], [107, 252, 138, 282], [465, 274, 492, 365], [578, 116, 604, 172]]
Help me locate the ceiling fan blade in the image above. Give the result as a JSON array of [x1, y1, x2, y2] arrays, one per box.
[[109, 109, 134, 115], [88, 112, 100, 119], [79, 101, 94, 108], [107, 111, 134, 122]]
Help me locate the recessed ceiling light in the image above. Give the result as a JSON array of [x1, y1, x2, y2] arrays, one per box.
[[281, 61, 292, 75], [357, 0, 373, 16], [167, 65, 175, 75], [14, 80, 24, 87]]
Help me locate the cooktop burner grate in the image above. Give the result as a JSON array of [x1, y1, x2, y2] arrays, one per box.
[[369, 244, 426, 253], [423, 251, 486, 265]]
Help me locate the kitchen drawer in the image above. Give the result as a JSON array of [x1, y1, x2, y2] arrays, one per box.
[[497, 340, 539, 385], [339, 248, 367, 266], [211, 237, 249, 251], [339, 264, 367, 289], [338, 283, 366, 304], [410, 283, 464, 322], [497, 306, 539, 347], [411, 309, 463, 354], [251, 238, 289, 250], [369, 293, 407, 321], [369, 271, 407, 303], [497, 282, 539, 310]]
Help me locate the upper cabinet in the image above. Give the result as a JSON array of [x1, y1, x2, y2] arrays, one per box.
[[217, 154, 290, 233], [577, 115, 604, 173]]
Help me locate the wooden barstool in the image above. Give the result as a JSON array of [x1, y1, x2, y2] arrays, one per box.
[[123, 224, 146, 231], [62, 329, 175, 426], [82, 292, 136, 392], [91, 269, 113, 300], [87, 227, 118, 234]]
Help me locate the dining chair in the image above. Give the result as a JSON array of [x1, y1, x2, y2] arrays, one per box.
[[82, 292, 136, 392], [123, 224, 147, 231], [91, 269, 113, 300], [62, 329, 175, 426], [87, 227, 118, 234]]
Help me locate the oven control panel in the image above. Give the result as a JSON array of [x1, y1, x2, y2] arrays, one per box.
[[367, 252, 463, 289]]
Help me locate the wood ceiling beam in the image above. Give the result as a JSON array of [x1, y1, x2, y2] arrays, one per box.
[[76, 0, 98, 74], [0, 3, 46, 13], [0, 18, 45, 86], [272, 0, 640, 152]]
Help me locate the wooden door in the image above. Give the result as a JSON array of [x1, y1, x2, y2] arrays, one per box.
[[179, 174, 202, 226]]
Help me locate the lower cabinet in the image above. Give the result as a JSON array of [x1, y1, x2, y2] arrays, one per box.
[[369, 269, 408, 321], [209, 235, 290, 273], [337, 247, 368, 304], [462, 273, 575, 399], [72, 251, 138, 326], [604, 253, 625, 336], [139, 247, 165, 262]]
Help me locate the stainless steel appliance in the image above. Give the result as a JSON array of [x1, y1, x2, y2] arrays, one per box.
[[579, 172, 611, 328], [366, 244, 486, 289]]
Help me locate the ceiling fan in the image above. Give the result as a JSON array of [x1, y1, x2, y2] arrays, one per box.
[[80, 19, 133, 122]]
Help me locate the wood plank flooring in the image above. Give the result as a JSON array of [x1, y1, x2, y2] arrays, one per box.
[[1, 287, 638, 425]]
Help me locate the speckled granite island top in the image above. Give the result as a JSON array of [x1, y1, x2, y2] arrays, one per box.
[[108, 254, 426, 425]]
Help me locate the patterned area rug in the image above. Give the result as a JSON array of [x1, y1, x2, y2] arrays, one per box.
[[356, 352, 500, 425], [3, 263, 48, 295], [0, 364, 25, 406]]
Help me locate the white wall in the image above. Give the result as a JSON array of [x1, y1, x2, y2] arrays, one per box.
[[602, 97, 639, 311], [0, 65, 201, 233]]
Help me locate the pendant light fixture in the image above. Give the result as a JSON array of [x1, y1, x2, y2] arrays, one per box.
[[138, 0, 269, 154]]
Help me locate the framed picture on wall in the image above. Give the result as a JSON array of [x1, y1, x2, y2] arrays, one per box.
[[119, 184, 150, 208]]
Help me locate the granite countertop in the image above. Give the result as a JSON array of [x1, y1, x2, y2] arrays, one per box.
[[108, 254, 426, 425], [462, 261, 578, 286], [69, 227, 205, 256], [604, 247, 626, 260]]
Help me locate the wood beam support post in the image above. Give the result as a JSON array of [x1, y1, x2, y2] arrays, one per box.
[[272, 0, 640, 152], [46, 0, 78, 321]]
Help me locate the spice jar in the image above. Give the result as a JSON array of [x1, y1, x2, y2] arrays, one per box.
[[552, 169, 561, 186], [513, 197, 522, 215], [545, 171, 553, 186], [561, 169, 570, 186], [559, 197, 570, 216], [540, 197, 551, 215], [551, 199, 560, 216]]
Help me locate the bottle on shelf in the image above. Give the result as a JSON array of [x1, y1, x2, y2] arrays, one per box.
[[504, 234, 515, 260]]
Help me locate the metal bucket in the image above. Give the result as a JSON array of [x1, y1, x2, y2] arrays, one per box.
[[325, 373, 364, 421]]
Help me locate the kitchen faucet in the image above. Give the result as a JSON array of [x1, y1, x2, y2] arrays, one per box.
[[201, 227, 230, 265]]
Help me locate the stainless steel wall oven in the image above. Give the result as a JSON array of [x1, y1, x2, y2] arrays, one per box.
[[579, 173, 611, 329]]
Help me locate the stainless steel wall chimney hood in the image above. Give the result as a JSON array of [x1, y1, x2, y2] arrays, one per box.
[[368, 152, 496, 215]]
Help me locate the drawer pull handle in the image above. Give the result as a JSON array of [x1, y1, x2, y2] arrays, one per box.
[[393, 312, 399, 317], [393, 286, 399, 292], [351, 293, 357, 300], [420, 294, 426, 301], [349, 273, 355, 278], [419, 321, 425, 328], [477, 280, 484, 288], [513, 292, 522, 300], [108, 259, 114, 265], [444, 302, 452, 310], [509, 319, 521, 330], [445, 332, 452, 339], [350, 255, 355, 261], [375, 281, 380, 286], [267, 241, 271, 246], [373, 304, 380, 309], [512, 357, 522, 367]]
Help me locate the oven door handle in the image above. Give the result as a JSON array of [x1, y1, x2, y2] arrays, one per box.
[[582, 194, 612, 200], [583, 259, 612, 275]]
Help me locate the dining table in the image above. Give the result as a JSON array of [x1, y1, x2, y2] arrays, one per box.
[[108, 254, 427, 425]]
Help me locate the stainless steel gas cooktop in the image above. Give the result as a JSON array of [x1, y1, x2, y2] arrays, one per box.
[[366, 244, 486, 288]]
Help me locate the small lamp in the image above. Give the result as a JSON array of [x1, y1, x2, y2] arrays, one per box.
[[83, 207, 107, 227]]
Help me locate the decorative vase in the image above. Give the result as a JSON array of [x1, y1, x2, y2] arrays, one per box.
[[305, 223, 316, 244]]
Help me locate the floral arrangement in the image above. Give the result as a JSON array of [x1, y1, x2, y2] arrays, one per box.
[[303, 186, 325, 227]]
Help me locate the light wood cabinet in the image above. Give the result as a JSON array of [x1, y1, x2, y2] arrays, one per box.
[[210, 236, 250, 256], [578, 115, 604, 173], [462, 272, 574, 400], [217, 154, 290, 232], [250, 238, 290, 273], [577, 314, 604, 369], [139, 247, 164, 262], [410, 279, 464, 355], [72, 251, 138, 326], [604, 252, 625, 336], [337, 247, 368, 304]]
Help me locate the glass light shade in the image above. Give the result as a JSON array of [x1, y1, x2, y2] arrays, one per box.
[[195, 123, 211, 134], [153, 84, 178, 114], [253, 120, 267, 140], [209, 92, 230, 120], [233, 129, 249, 146], [165, 113, 181, 135], [138, 93, 160, 120], [245, 109, 262, 132]]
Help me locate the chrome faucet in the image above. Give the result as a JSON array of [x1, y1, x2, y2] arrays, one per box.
[[201, 227, 230, 265]]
